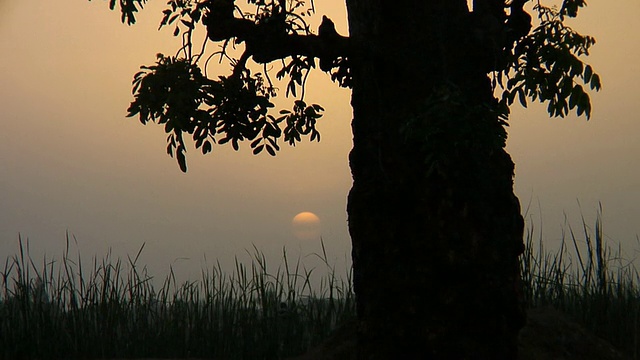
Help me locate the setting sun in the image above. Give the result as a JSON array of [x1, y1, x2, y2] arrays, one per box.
[[291, 212, 321, 241]]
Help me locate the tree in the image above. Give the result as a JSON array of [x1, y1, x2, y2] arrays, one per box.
[[96, 0, 600, 357]]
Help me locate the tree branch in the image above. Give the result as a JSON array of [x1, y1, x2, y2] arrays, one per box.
[[202, 4, 350, 65]]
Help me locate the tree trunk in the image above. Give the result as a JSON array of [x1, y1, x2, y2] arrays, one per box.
[[345, 0, 526, 358]]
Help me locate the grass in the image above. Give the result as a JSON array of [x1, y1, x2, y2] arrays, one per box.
[[520, 204, 640, 358], [0, 237, 354, 359], [1, 207, 639, 359]]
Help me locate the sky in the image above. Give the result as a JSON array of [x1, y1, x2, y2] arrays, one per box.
[[1, 0, 639, 281]]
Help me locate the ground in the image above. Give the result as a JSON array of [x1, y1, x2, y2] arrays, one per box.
[[288, 307, 630, 360]]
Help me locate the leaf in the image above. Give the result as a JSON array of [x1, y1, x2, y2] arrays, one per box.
[[590, 73, 601, 91], [202, 141, 212, 154], [568, 87, 579, 110], [583, 64, 593, 83], [250, 138, 262, 148], [189, 8, 202, 23], [578, 93, 592, 119], [572, 84, 585, 100], [547, 100, 555, 115], [560, 78, 573, 97], [503, 90, 515, 106], [267, 137, 280, 150], [287, 81, 297, 97], [559, 98, 568, 117], [517, 88, 528, 108], [266, 145, 276, 156], [177, 150, 187, 172], [570, 58, 583, 77], [253, 144, 264, 155]]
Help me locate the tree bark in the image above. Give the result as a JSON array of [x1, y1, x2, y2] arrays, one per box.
[[345, 0, 526, 358]]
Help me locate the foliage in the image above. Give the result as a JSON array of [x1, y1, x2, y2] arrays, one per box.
[[117, 0, 326, 171], [90, 0, 148, 25], [402, 83, 510, 177], [499, 0, 601, 119], [94, 0, 601, 172]]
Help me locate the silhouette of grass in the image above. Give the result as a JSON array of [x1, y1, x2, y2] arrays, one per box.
[[520, 204, 640, 358], [0, 237, 354, 359], [1, 206, 638, 359]]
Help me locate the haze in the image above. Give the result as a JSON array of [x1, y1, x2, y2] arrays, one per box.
[[1, 1, 638, 279]]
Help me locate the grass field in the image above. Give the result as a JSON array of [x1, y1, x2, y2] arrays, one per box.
[[1, 209, 638, 359]]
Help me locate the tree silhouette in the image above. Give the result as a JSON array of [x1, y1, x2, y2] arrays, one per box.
[[97, 0, 600, 357]]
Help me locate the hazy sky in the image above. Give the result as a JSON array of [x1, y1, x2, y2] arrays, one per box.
[[1, 1, 639, 280]]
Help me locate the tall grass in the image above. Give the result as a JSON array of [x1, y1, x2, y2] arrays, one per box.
[[520, 204, 640, 358], [0, 235, 354, 359], [2, 207, 639, 359]]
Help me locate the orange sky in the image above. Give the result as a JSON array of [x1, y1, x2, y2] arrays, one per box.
[[1, 1, 639, 278]]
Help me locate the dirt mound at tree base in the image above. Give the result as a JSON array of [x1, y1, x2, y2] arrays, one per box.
[[518, 307, 628, 360], [289, 307, 629, 360]]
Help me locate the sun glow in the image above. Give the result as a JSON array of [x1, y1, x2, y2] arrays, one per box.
[[291, 212, 321, 241]]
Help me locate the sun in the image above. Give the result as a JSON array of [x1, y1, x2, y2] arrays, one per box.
[[291, 212, 321, 241]]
